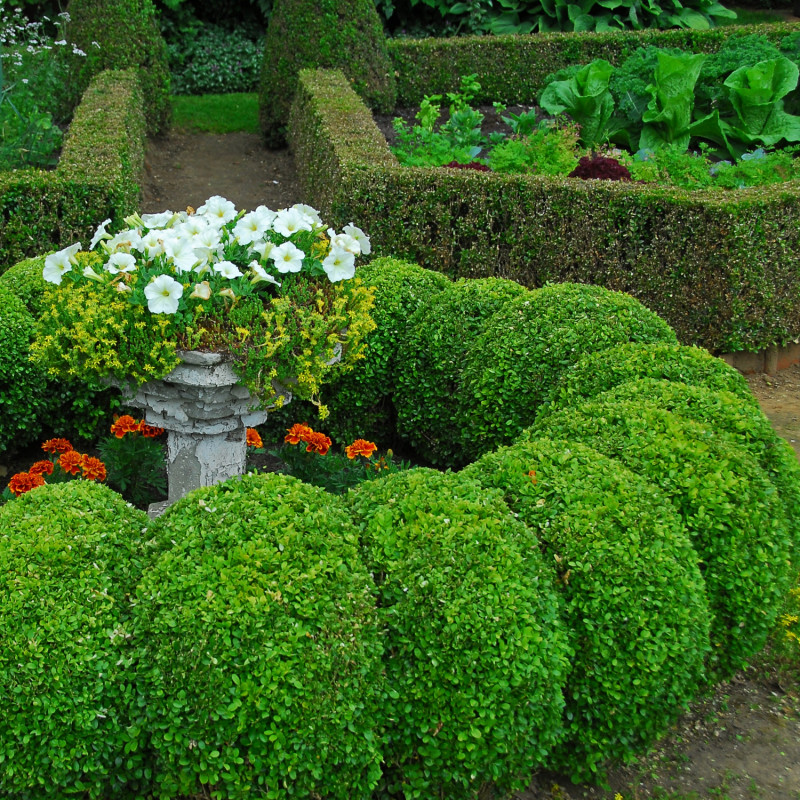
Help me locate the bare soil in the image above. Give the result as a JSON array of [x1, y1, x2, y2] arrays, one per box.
[[7, 132, 800, 799]]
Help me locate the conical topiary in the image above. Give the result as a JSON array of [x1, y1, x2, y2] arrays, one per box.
[[259, 0, 396, 148]]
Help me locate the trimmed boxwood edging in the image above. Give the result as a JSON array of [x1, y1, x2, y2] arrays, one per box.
[[0, 69, 146, 270], [287, 31, 800, 353], [461, 438, 710, 780], [527, 399, 796, 680]]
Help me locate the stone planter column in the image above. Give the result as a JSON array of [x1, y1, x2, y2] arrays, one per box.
[[119, 350, 290, 515]]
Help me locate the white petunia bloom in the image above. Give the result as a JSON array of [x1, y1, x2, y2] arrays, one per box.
[[234, 206, 276, 245], [250, 240, 275, 261], [327, 228, 361, 256], [193, 226, 223, 264], [141, 210, 175, 229], [196, 195, 236, 226], [270, 241, 305, 273], [273, 207, 313, 238], [189, 281, 212, 300], [176, 216, 211, 239], [292, 204, 323, 229], [214, 260, 243, 279], [249, 260, 282, 287], [322, 246, 356, 282], [43, 242, 81, 285], [343, 224, 371, 255], [106, 228, 141, 253], [139, 230, 166, 258], [144, 274, 183, 314], [89, 218, 112, 250], [82, 265, 104, 281], [106, 253, 137, 274], [164, 235, 199, 274]]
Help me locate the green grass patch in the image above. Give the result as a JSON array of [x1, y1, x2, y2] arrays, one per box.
[[170, 93, 259, 134]]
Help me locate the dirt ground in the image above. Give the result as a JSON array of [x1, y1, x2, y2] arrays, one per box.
[[31, 132, 800, 798]]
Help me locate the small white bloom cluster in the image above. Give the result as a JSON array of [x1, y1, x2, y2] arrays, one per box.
[[43, 197, 371, 315]]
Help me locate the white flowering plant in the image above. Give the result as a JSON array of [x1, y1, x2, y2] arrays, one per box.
[[32, 198, 377, 415]]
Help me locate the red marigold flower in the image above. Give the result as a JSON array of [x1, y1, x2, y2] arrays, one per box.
[[139, 421, 165, 438], [304, 431, 332, 456], [59, 450, 85, 476], [81, 456, 107, 482], [8, 471, 46, 496], [29, 460, 55, 476], [246, 428, 263, 448], [111, 414, 141, 438], [285, 423, 315, 445], [345, 439, 378, 459], [42, 437, 73, 454]]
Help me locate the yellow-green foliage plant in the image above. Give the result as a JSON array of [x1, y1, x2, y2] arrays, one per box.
[[393, 276, 530, 466], [0, 254, 49, 315], [259, 0, 396, 148], [0, 481, 152, 797], [462, 438, 711, 781], [456, 283, 678, 462], [62, 0, 170, 133], [346, 468, 570, 799], [527, 399, 795, 681], [133, 473, 384, 799]]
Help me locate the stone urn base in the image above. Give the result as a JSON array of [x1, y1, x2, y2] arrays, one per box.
[[118, 350, 290, 516]]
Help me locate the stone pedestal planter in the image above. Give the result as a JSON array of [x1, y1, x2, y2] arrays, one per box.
[[118, 350, 291, 515]]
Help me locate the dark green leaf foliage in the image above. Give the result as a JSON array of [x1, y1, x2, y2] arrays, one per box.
[[528, 399, 795, 680], [135, 473, 384, 799], [546, 341, 755, 413], [457, 283, 677, 462], [594, 377, 800, 572], [259, 0, 396, 147], [0, 481, 151, 797], [0, 284, 48, 455], [346, 468, 569, 799], [0, 255, 48, 315], [394, 276, 529, 466], [462, 438, 710, 780]]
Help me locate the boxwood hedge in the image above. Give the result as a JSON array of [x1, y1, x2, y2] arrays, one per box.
[[393, 276, 530, 465], [346, 468, 569, 798], [457, 284, 678, 461], [134, 473, 384, 800], [528, 399, 795, 680], [0, 481, 151, 797], [462, 438, 710, 780]]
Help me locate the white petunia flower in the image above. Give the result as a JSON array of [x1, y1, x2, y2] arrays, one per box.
[[322, 246, 356, 282], [196, 195, 237, 226], [249, 240, 275, 261], [214, 260, 243, 279], [248, 260, 281, 287], [189, 281, 212, 300], [141, 210, 175, 229], [89, 218, 112, 250], [144, 274, 183, 314], [193, 226, 223, 264], [292, 203, 323, 229], [164, 234, 199, 274], [82, 265, 104, 281], [273, 207, 313, 238], [106, 228, 141, 253], [43, 242, 81, 284], [234, 206, 276, 245], [139, 230, 166, 258], [343, 223, 371, 255], [327, 228, 361, 256], [106, 253, 137, 274], [270, 241, 305, 273]]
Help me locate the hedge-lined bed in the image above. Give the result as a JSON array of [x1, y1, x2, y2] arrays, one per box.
[[0, 69, 146, 270], [287, 21, 800, 354]]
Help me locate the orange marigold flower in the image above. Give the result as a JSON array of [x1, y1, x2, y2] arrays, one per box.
[[111, 414, 141, 438], [29, 460, 55, 476], [81, 456, 107, 482], [304, 431, 332, 456], [139, 421, 165, 438], [8, 471, 46, 496], [285, 423, 314, 445], [42, 437, 73, 454], [345, 439, 378, 460], [246, 428, 263, 448], [58, 450, 85, 476]]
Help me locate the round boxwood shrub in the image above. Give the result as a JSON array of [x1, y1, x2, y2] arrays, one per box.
[[0, 480, 152, 797], [0, 254, 48, 315], [528, 399, 795, 680], [594, 378, 800, 567], [134, 473, 384, 800], [462, 438, 710, 780], [546, 342, 755, 414], [345, 468, 569, 799], [0, 283, 48, 455], [456, 283, 678, 463], [394, 277, 530, 466], [259, 0, 396, 147]]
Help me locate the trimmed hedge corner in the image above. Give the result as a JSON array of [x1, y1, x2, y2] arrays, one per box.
[[462, 438, 710, 780]]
